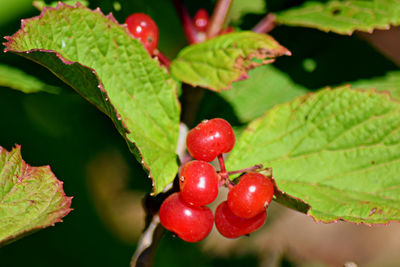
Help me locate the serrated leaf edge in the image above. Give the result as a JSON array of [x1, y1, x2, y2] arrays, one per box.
[[0, 145, 73, 247]]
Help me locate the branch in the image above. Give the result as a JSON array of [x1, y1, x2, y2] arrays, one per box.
[[252, 13, 276, 33], [206, 0, 233, 39], [227, 164, 264, 175], [131, 215, 165, 267], [130, 179, 180, 266]]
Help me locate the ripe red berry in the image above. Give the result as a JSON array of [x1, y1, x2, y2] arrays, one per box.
[[159, 193, 214, 242], [227, 172, 274, 219], [186, 118, 235, 162], [180, 160, 219, 206], [125, 13, 159, 55], [215, 201, 266, 238], [193, 9, 209, 32]]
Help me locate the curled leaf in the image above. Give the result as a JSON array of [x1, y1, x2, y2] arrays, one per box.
[[170, 31, 290, 91]]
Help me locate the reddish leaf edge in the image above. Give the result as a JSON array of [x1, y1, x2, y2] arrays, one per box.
[[175, 32, 291, 92], [2, 2, 177, 193], [0, 145, 73, 247], [274, 177, 400, 227], [222, 42, 292, 91], [223, 49, 290, 91]]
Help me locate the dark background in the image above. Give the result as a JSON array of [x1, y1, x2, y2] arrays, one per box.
[[1, 0, 400, 266]]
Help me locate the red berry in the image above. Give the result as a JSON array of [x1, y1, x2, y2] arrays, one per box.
[[193, 9, 209, 32], [125, 13, 159, 55], [186, 118, 235, 162], [227, 172, 274, 219], [215, 201, 266, 238], [180, 160, 219, 206], [159, 193, 214, 242]]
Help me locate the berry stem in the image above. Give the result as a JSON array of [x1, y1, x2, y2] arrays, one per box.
[[172, 0, 199, 44], [206, 0, 233, 39], [227, 164, 264, 175], [218, 154, 233, 189], [154, 50, 171, 68], [252, 13, 276, 33], [218, 154, 227, 176], [226, 178, 236, 189]]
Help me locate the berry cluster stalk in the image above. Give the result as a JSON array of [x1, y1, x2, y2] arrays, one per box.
[[228, 164, 264, 176], [217, 154, 235, 189], [217, 156, 264, 189], [206, 0, 233, 39]]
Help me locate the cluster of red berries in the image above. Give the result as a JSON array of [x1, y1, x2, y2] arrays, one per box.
[[159, 118, 275, 242]]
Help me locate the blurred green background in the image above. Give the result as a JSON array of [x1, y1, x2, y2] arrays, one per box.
[[1, 0, 400, 267]]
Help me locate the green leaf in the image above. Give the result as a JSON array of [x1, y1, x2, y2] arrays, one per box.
[[0, 64, 61, 94], [220, 65, 309, 123], [227, 86, 400, 224], [4, 3, 180, 194], [227, 0, 266, 22], [170, 31, 290, 92], [348, 70, 400, 100], [275, 0, 400, 35], [0, 146, 72, 247]]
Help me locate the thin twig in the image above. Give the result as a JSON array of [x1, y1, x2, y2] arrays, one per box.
[[206, 0, 233, 39], [172, 0, 199, 43], [252, 13, 276, 33], [227, 164, 264, 175], [225, 178, 236, 189]]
